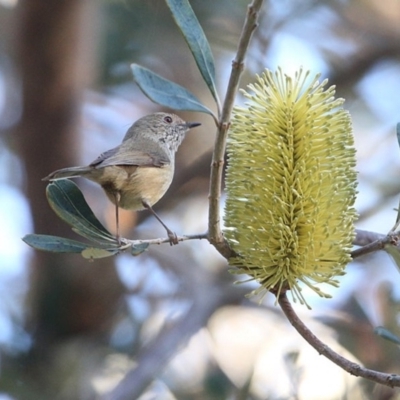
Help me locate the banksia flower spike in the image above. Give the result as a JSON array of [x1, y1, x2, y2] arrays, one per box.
[[224, 68, 358, 308]]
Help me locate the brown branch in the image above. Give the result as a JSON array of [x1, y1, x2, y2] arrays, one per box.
[[278, 291, 400, 388], [352, 230, 399, 259], [351, 239, 386, 259], [208, 0, 264, 259], [354, 229, 385, 247]]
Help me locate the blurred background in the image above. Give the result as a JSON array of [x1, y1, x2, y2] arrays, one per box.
[[1, 0, 400, 399]]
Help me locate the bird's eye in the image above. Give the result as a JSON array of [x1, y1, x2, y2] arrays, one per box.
[[164, 116, 173, 123]]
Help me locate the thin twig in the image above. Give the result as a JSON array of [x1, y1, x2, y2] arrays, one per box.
[[354, 229, 385, 246], [352, 230, 399, 259], [351, 239, 386, 259], [278, 291, 400, 388], [208, 0, 264, 259], [121, 232, 208, 247]]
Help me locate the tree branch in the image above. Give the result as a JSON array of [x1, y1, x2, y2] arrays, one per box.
[[208, 0, 264, 259], [121, 232, 208, 248], [352, 229, 399, 259], [278, 291, 400, 388], [354, 229, 385, 246]]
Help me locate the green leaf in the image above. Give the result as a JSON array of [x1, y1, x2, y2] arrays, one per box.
[[384, 244, 400, 274], [46, 180, 116, 243], [393, 124, 400, 231], [393, 201, 400, 232], [131, 242, 149, 256], [81, 247, 119, 260], [131, 64, 214, 116], [165, 0, 219, 104], [374, 326, 400, 345], [22, 234, 90, 253]]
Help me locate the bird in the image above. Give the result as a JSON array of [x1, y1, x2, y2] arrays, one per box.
[[43, 112, 201, 244]]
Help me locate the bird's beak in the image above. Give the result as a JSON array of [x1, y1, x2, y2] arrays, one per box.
[[186, 122, 201, 129]]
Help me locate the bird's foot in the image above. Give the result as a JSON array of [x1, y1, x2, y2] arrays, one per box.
[[168, 231, 179, 246]]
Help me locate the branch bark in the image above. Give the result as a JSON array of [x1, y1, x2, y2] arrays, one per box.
[[208, 0, 264, 259], [278, 291, 400, 388]]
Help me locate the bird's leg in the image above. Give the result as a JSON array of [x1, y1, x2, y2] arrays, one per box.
[[113, 192, 121, 244], [142, 201, 178, 246]]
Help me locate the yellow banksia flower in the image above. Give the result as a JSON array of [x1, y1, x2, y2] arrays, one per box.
[[224, 68, 358, 308]]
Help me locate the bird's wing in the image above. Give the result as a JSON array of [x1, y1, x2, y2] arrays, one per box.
[[89, 145, 171, 168]]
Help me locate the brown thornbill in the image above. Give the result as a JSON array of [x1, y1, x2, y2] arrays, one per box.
[[43, 112, 201, 244]]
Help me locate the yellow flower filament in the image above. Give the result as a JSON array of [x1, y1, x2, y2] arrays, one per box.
[[224, 68, 358, 307]]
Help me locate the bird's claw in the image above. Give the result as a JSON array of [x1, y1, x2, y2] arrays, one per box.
[[168, 231, 179, 246]]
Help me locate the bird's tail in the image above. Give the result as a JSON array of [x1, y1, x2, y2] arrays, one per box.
[[42, 166, 92, 181]]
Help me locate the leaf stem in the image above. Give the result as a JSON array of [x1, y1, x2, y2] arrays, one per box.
[[208, 0, 264, 258]]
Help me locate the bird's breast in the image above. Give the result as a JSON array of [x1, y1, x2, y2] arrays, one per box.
[[98, 164, 174, 211]]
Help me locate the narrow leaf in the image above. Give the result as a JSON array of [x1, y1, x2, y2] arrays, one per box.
[[81, 247, 119, 260], [384, 244, 400, 274], [165, 0, 218, 104], [374, 326, 400, 345], [131, 242, 150, 256], [46, 180, 116, 243], [393, 124, 400, 231], [22, 234, 90, 253], [394, 201, 400, 231], [131, 64, 214, 116]]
